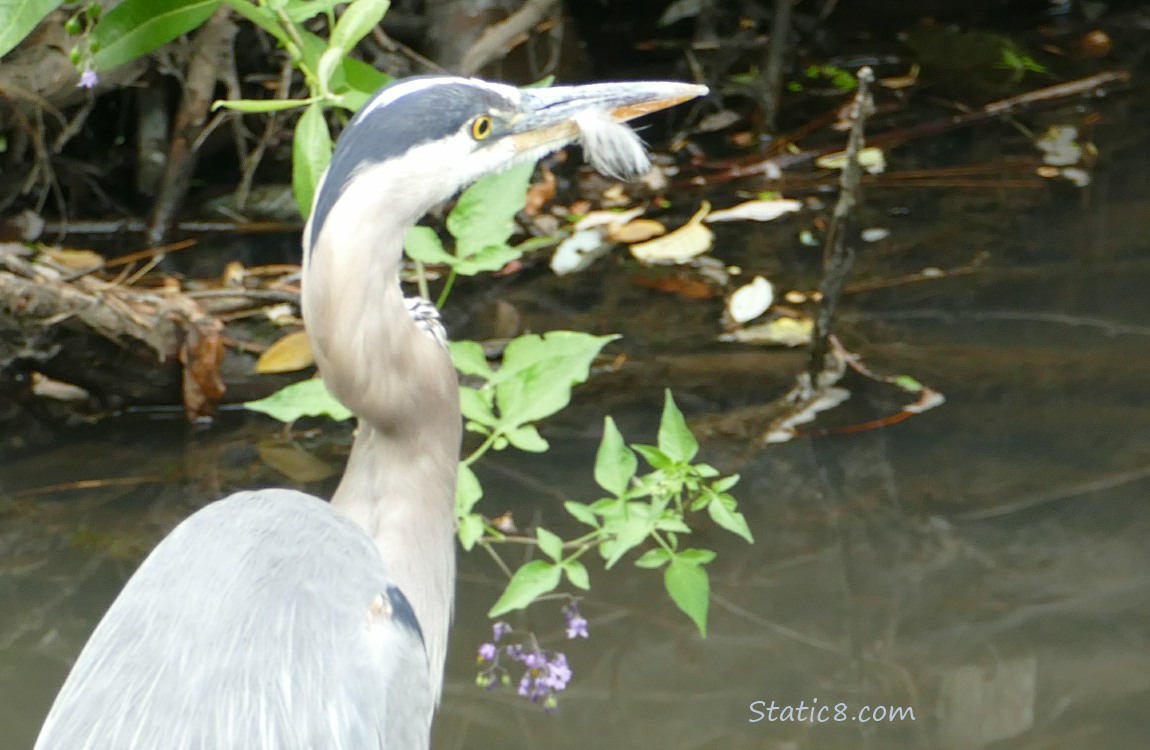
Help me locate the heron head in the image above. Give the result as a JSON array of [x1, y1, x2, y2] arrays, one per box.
[[306, 76, 707, 252]]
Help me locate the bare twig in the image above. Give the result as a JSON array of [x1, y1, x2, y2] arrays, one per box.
[[146, 8, 238, 247], [807, 67, 874, 385], [458, 0, 560, 75]]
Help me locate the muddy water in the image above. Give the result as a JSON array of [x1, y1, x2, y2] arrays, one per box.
[[3, 100, 1150, 750]]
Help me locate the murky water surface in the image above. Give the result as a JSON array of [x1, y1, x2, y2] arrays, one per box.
[[3, 92, 1149, 750]]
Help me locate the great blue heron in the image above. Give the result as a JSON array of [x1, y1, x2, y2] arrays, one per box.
[[34, 76, 705, 749]]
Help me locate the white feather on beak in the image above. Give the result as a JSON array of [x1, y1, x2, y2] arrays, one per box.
[[572, 108, 651, 181]]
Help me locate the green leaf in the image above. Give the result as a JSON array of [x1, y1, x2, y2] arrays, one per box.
[[536, 527, 563, 562], [282, 0, 341, 23], [665, 557, 710, 636], [452, 243, 522, 276], [493, 331, 618, 427], [564, 501, 599, 528], [678, 547, 717, 565], [894, 374, 923, 392], [601, 505, 654, 569], [632, 443, 673, 470], [711, 474, 740, 493], [658, 389, 698, 463], [404, 225, 452, 264], [92, 0, 221, 71], [634, 547, 671, 569], [449, 341, 494, 378], [563, 560, 590, 589], [328, 0, 388, 53], [448, 161, 536, 257], [505, 424, 549, 452], [488, 560, 562, 617], [0, 0, 65, 60], [244, 378, 351, 423], [457, 513, 484, 551], [708, 496, 754, 544], [292, 102, 332, 218], [459, 386, 495, 427], [594, 416, 637, 497], [213, 97, 315, 113], [455, 463, 483, 516]]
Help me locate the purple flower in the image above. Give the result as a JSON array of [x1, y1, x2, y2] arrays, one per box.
[[563, 602, 589, 639], [523, 650, 546, 670], [78, 69, 98, 89], [477, 643, 496, 662], [492, 621, 511, 641]]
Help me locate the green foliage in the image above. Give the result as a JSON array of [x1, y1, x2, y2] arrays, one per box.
[[0, 0, 65, 59], [292, 102, 333, 216], [92, 0, 220, 70], [404, 162, 537, 279], [451, 331, 618, 448], [483, 390, 750, 636], [244, 378, 352, 422]]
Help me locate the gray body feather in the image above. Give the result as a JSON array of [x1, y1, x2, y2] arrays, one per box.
[[34, 491, 432, 750]]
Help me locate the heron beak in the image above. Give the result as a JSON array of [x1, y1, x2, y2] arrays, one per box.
[[510, 80, 707, 153]]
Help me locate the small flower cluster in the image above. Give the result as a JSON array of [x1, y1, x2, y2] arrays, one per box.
[[475, 601, 588, 711]]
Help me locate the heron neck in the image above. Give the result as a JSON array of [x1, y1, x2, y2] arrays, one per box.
[[301, 185, 461, 701]]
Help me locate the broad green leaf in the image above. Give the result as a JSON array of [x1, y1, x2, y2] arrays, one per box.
[[632, 443, 673, 470], [708, 496, 754, 543], [601, 505, 653, 569], [678, 547, 717, 565], [244, 378, 352, 422], [488, 560, 562, 617], [282, 0, 341, 23], [634, 547, 671, 569], [457, 513, 484, 551], [448, 162, 536, 257], [494, 331, 618, 427], [292, 26, 388, 110], [404, 226, 452, 264], [453, 243, 521, 275], [665, 557, 709, 636], [711, 474, 740, 493], [213, 97, 315, 113], [449, 341, 493, 378], [658, 389, 699, 463], [563, 560, 590, 589], [328, 0, 388, 52], [564, 501, 599, 528], [92, 0, 220, 71], [292, 102, 332, 217], [505, 424, 549, 452], [455, 463, 483, 515], [536, 527, 563, 562], [0, 0, 65, 60], [594, 416, 637, 497], [459, 387, 496, 427]]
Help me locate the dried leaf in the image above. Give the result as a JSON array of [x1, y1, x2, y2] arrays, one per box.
[[42, 248, 103, 270], [633, 274, 715, 299], [180, 325, 226, 420], [575, 205, 645, 231], [551, 229, 609, 276], [719, 316, 813, 347], [257, 440, 337, 483], [816, 147, 886, 174], [524, 164, 557, 216], [705, 199, 802, 223], [727, 276, 774, 323], [630, 202, 713, 264], [257, 330, 315, 374], [608, 219, 666, 243]]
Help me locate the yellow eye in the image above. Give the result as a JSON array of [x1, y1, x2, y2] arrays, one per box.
[[471, 115, 493, 140]]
